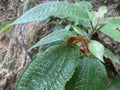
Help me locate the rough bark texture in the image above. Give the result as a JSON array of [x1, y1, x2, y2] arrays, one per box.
[[0, 0, 43, 90]]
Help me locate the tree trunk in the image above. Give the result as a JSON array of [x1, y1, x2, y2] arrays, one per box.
[[0, 0, 44, 90]]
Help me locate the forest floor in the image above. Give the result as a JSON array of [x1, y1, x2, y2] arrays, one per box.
[[0, 0, 120, 90]]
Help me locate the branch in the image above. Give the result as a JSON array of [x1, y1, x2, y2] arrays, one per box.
[[18, 0, 31, 60]]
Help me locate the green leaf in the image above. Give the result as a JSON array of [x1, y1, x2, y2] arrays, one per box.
[[101, 17, 120, 42], [66, 55, 107, 90], [88, 11, 98, 27], [75, 1, 92, 10], [0, 24, 13, 34], [109, 77, 120, 90], [80, 19, 90, 28], [104, 48, 119, 63], [30, 29, 72, 50], [16, 44, 80, 90], [98, 6, 107, 16], [65, 24, 72, 31], [53, 24, 63, 31], [88, 40, 105, 62], [13, 2, 88, 24], [72, 26, 87, 36]]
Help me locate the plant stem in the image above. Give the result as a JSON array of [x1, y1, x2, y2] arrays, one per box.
[[88, 19, 105, 39], [88, 30, 95, 39], [18, 0, 31, 60], [96, 23, 106, 31], [88, 20, 96, 39], [90, 20, 94, 30], [94, 18, 100, 30]]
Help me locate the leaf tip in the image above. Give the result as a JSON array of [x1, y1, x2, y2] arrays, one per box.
[[0, 24, 13, 34]]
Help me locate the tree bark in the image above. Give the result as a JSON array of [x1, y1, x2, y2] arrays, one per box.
[[0, 0, 44, 90]]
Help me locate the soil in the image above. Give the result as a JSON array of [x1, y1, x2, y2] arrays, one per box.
[[0, 0, 120, 90]]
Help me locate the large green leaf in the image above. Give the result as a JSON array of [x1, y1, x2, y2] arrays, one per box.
[[101, 17, 120, 42], [13, 2, 88, 24], [72, 26, 87, 36], [104, 48, 119, 63], [75, 1, 92, 10], [88, 40, 105, 62], [30, 29, 72, 50], [16, 44, 80, 90], [109, 77, 120, 90], [66, 55, 107, 90]]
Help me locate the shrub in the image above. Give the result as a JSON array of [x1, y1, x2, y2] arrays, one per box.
[[1, 1, 120, 90]]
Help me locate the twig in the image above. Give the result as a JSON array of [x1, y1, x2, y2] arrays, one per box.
[[18, 0, 31, 60]]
